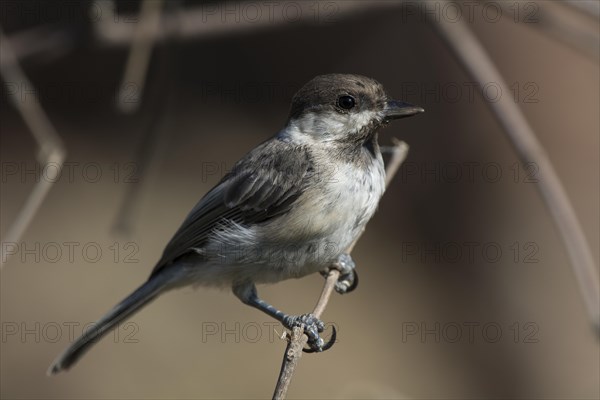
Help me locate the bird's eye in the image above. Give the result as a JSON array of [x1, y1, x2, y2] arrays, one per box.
[[338, 95, 356, 110]]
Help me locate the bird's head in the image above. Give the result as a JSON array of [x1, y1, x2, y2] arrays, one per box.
[[285, 74, 423, 143]]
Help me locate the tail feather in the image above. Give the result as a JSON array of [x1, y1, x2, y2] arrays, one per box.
[[47, 273, 174, 375]]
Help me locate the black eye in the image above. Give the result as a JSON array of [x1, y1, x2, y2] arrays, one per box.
[[338, 95, 355, 110]]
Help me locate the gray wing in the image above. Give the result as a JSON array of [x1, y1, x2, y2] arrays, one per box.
[[150, 138, 313, 276]]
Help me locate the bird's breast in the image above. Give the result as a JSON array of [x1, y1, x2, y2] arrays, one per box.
[[276, 154, 386, 255]]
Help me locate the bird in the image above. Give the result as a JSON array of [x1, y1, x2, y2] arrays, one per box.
[[48, 73, 424, 375]]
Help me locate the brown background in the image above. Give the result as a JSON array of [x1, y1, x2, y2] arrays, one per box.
[[1, 1, 599, 399]]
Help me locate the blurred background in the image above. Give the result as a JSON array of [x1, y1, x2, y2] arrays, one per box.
[[1, 1, 598, 399]]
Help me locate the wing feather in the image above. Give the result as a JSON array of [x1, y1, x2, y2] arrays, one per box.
[[150, 138, 312, 275]]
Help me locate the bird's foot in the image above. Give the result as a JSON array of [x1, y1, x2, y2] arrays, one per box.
[[321, 253, 358, 294], [283, 313, 336, 353]]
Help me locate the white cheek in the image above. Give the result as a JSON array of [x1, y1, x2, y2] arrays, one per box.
[[351, 110, 379, 131], [287, 110, 380, 140], [324, 110, 379, 136]]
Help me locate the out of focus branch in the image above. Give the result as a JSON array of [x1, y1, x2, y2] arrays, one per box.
[[429, 4, 600, 333], [110, 0, 181, 236], [116, 0, 164, 113], [481, 0, 599, 60], [92, 0, 599, 62], [0, 26, 66, 269], [562, 0, 600, 19], [92, 1, 400, 46], [0, 24, 75, 68], [272, 139, 410, 400]]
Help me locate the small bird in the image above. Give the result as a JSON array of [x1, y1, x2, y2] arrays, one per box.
[[48, 74, 423, 374]]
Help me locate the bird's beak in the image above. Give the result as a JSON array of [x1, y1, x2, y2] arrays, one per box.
[[383, 100, 425, 120]]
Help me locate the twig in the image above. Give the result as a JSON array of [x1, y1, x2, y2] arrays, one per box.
[[91, 1, 402, 46], [480, 0, 599, 60], [0, 26, 66, 269], [428, 3, 600, 332], [116, 0, 164, 114], [562, 0, 600, 19], [111, 1, 180, 236], [0, 24, 76, 68], [272, 139, 410, 400]]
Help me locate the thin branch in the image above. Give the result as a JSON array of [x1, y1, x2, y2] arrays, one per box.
[[480, 0, 599, 60], [0, 24, 76, 68], [110, 0, 175, 236], [92, 1, 402, 46], [116, 0, 164, 114], [562, 0, 600, 19], [272, 139, 410, 400], [428, 3, 600, 332], [0, 25, 66, 269]]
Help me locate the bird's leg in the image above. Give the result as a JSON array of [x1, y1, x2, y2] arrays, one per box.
[[321, 253, 358, 294], [232, 282, 336, 352]]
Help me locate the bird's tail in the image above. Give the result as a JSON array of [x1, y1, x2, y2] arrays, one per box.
[[47, 271, 177, 375]]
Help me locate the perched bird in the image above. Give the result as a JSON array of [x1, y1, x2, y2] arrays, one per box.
[[48, 74, 424, 374]]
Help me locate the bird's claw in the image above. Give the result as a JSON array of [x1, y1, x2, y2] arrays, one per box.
[[302, 324, 336, 353], [282, 313, 336, 353], [321, 253, 358, 294], [334, 269, 358, 294]]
